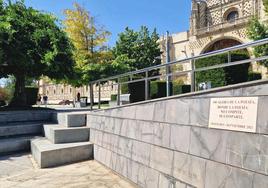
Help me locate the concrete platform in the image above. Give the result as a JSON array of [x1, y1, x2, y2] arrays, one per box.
[[54, 112, 87, 127], [0, 136, 40, 155], [31, 138, 93, 168], [44, 124, 90, 144], [0, 122, 44, 137]]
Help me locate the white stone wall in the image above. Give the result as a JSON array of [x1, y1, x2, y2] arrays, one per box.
[[87, 82, 268, 188]]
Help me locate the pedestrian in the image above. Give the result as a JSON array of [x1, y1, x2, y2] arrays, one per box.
[[77, 92, 81, 102], [43, 95, 48, 107], [37, 94, 41, 106]]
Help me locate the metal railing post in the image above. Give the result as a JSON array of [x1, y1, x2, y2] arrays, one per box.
[[98, 82, 101, 109], [117, 79, 121, 106], [145, 71, 149, 100], [166, 65, 171, 97], [228, 51, 231, 63], [89, 83, 94, 110], [166, 31, 171, 97], [191, 54, 195, 92]]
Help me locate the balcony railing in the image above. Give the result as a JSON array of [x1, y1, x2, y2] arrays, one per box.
[[194, 16, 251, 36]]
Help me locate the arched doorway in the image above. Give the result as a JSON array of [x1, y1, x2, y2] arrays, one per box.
[[202, 39, 242, 54], [196, 38, 250, 89]]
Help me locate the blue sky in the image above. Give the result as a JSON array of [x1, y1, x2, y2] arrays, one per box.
[[24, 0, 191, 46]]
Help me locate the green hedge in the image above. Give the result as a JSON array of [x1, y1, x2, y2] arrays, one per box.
[[25, 87, 38, 106], [195, 51, 250, 88], [111, 94, 117, 101], [173, 83, 191, 95], [128, 81, 145, 103], [121, 84, 129, 94], [128, 81, 191, 102], [150, 81, 171, 99], [248, 72, 262, 81]]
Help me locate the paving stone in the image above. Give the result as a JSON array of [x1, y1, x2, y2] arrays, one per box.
[[0, 153, 137, 188]]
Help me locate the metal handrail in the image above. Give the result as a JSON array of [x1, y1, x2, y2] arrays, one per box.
[[89, 37, 268, 109], [90, 38, 268, 84]]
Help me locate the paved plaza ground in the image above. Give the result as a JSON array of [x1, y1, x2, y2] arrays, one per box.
[[0, 153, 137, 188]]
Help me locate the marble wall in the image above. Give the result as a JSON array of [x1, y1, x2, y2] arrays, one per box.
[[87, 81, 268, 188]]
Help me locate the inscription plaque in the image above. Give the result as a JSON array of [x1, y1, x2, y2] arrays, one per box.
[[209, 97, 258, 133]]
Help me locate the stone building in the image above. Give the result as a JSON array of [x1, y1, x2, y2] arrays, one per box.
[[162, 0, 266, 59], [39, 0, 267, 104], [38, 79, 117, 104]]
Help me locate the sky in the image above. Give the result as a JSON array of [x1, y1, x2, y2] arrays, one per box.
[[24, 0, 192, 46]]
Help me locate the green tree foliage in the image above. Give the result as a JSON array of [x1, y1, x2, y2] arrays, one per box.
[[247, 17, 268, 67], [63, 3, 127, 85], [247, 1, 268, 67], [263, 0, 268, 13], [113, 26, 162, 73], [0, 0, 75, 106]]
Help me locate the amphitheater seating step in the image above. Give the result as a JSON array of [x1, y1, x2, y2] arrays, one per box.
[[43, 124, 90, 144], [0, 121, 47, 137], [0, 135, 41, 155], [31, 138, 93, 168], [55, 112, 87, 127]]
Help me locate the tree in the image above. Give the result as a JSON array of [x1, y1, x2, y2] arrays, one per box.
[[63, 3, 115, 85], [113, 26, 161, 75], [0, 0, 75, 106], [247, 1, 268, 67], [263, 0, 268, 13]]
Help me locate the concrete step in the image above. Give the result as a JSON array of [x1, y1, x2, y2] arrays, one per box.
[[53, 112, 87, 127], [44, 124, 90, 144], [31, 138, 93, 168], [0, 122, 45, 137], [0, 135, 40, 155]]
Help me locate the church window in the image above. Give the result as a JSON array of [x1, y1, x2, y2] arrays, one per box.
[[226, 11, 239, 22]]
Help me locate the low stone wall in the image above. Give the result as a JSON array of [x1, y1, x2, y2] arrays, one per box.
[[87, 81, 268, 188]]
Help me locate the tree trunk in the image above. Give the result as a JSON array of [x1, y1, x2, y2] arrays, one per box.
[[9, 74, 27, 107]]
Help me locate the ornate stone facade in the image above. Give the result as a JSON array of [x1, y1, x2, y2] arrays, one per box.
[[159, 0, 267, 84], [161, 0, 266, 60]]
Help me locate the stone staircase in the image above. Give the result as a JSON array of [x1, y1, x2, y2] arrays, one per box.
[[31, 112, 93, 168], [0, 111, 53, 155]]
